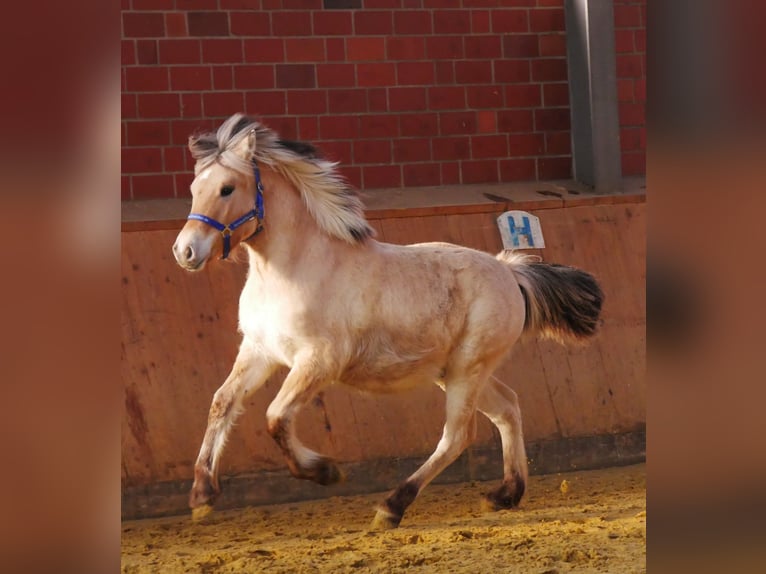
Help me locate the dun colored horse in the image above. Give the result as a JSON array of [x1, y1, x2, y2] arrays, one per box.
[[172, 113, 603, 529]]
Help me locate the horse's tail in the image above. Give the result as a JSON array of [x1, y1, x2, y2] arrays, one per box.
[[497, 251, 604, 344]]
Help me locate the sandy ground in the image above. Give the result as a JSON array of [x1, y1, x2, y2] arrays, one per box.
[[122, 463, 645, 573]]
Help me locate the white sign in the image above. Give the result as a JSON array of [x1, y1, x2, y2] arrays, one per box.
[[496, 211, 545, 249]]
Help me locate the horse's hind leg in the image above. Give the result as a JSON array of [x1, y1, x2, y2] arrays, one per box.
[[477, 375, 529, 510], [371, 375, 484, 530], [265, 354, 344, 486], [189, 341, 276, 517]]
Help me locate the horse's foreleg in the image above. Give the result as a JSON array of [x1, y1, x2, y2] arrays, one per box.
[[371, 378, 482, 530], [477, 375, 528, 510], [265, 358, 343, 486], [189, 342, 276, 515]]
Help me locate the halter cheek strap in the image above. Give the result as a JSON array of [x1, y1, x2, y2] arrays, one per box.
[[187, 162, 265, 260]]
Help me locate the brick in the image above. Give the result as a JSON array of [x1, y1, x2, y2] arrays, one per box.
[[366, 0, 399, 6], [133, 0, 173, 9], [126, 121, 171, 146], [620, 127, 642, 151], [617, 79, 634, 102], [635, 29, 646, 52], [545, 132, 571, 155], [287, 90, 328, 115], [617, 54, 643, 78], [202, 91, 243, 118], [202, 39, 243, 63], [386, 37, 426, 60], [165, 13, 187, 37], [159, 39, 199, 64], [466, 86, 504, 109], [169, 66, 211, 91], [175, 0, 217, 8], [169, 118, 216, 145], [400, 113, 438, 136], [428, 86, 466, 110], [621, 152, 645, 176], [494, 60, 530, 83], [531, 58, 568, 82], [284, 0, 322, 8], [471, 134, 508, 158], [244, 91, 286, 115], [122, 176, 132, 201], [394, 138, 431, 162], [505, 84, 542, 108], [272, 11, 312, 36], [132, 174, 175, 200], [122, 147, 163, 173], [634, 78, 646, 102], [542, 83, 569, 106], [394, 11, 432, 35], [313, 11, 353, 35], [477, 110, 496, 133], [244, 39, 284, 62], [187, 12, 229, 36], [319, 115, 359, 139], [138, 93, 180, 118], [614, 5, 642, 28], [285, 39, 326, 62], [163, 146, 187, 172], [181, 93, 203, 117], [323, 0, 361, 8], [440, 161, 459, 184], [363, 165, 401, 188], [212, 66, 234, 90], [507, 133, 544, 156], [499, 158, 536, 181], [347, 38, 386, 61], [498, 109, 534, 133], [615, 29, 635, 53], [440, 111, 476, 135], [539, 34, 567, 57], [326, 38, 346, 60], [534, 108, 570, 131], [123, 12, 165, 38], [426, 36, 463, 60], [455, 61, 492, 84], [462, 160, 499, 183], [397, 62, 435, 86], [389, 87, 427, 112], [492, 10, 528, 33], [503, 34, 538, 58], [354, 11, 393, 35], [357, 63, 396, 87], [619, 102, 645, 126], [340, 166, 362, 190], [328, 89, 367, 113], [529, 8, 565, 32], [538, 157, 571, 179], [403, 163, 440, 187], [315, 141, 352, 164], [174, 173, 194, 198], [359, 115, 399, 138], [234, 64, 275, 89], [122, 40, 135, 66], [435, 62, 454, 84], [368, 88, 388, 112], [265, 117, 298, 140], [316, 64, 355, 87], [137, 40, 159, 65], [298, 117, 320, 141], [434, 10, 471, 34], [471, 10, 490, 33], [220, 0, 262, 6], [353, 139, 391, 164], [125, 67, 169, 92], [464, 35, 502, 59], [230, 12, 271, 36]]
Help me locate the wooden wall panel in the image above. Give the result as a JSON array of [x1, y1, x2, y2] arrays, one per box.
[[122, 201, 645, 493]]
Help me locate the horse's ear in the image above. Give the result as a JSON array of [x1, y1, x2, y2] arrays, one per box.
[[233, 128, 257, 160], [247, 128, 257, 157]]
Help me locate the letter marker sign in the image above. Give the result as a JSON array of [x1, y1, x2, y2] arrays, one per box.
[[497, 211, 545, 250]]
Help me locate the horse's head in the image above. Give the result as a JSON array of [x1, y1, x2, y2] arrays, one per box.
[[173, 115, 264, 271]]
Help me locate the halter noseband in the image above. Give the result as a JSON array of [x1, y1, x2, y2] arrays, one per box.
[[187, 162, 265, 260]]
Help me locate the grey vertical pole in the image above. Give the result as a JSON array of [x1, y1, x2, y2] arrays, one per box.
[[565, 0, 622, 192]]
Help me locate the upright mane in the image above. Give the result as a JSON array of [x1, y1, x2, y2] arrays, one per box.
[[188, 113, 374, 244]]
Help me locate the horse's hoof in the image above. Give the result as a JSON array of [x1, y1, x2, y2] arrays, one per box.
[[370, 508, 402, 530], [314, 458, 345, 486], [483, 479, 525, 511], [191, 504, 214, 523]]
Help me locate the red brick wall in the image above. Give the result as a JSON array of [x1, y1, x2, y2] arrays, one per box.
[[122, 0, 646, 201], [614, 0, 646, 176]]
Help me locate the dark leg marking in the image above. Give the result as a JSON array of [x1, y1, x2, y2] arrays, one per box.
[[484, 471, 526, 510], [189, 466, 220, 508], [377, 481, 420, 528]]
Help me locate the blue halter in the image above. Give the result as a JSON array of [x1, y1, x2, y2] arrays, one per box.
[[187, 162, 265, 260]]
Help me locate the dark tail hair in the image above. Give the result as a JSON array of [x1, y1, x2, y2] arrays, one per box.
[[497, 251, 604, 344]]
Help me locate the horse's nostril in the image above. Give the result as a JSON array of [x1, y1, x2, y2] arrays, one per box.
[[185, 246, 194, 261]]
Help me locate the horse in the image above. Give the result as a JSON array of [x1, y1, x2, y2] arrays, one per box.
[[172, 113, 603, 529]]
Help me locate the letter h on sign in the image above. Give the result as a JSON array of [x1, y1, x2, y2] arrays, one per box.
[[496, 211, 545, 250]]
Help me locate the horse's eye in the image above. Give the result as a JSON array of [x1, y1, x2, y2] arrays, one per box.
[[221, 185, 235, 197]]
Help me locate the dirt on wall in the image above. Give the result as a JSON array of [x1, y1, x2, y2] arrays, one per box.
[[121, 463, 646, 573]]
